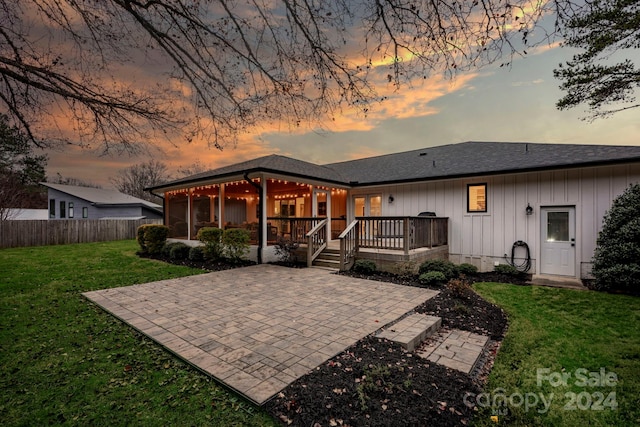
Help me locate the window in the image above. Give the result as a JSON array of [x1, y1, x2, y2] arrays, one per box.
[[82, 207, 88, 218], [467, 183, 487, 213], [68, 202, 74, 218], [49, 199, 56, 218], [60, 201, 66, 218]]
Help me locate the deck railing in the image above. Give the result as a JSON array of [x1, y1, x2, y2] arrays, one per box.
[[306, 218, 328, 267], [338, 220, 359, 271], [267, 217, 346, 244], [355, 216, 448, 254]]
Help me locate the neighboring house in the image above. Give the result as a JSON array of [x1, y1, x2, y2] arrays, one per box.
[[42, 183, 163, 220], [148, 141, 640, 280]]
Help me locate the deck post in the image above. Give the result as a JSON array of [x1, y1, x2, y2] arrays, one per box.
[[403, 217, 410, 255]]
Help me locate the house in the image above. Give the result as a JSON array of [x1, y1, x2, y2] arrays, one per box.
[[148, 141, 640, 281], [42, 183, 163, 220]]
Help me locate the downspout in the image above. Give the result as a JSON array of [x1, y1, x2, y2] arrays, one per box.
[[149, 189, 166, 224], [244, 172, 263, 264]]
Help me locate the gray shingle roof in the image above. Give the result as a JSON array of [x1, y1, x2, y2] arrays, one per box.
[[151, 141, 640, 190], [326, 141, 640, 185], [153, 154, 350, 189], [42, 183, 162, 211]]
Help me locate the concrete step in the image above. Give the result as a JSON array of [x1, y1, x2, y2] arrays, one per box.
[[377, 314, 442, 352]]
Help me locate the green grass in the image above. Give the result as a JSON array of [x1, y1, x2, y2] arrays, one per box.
[[473, 283, 640, 427], [0, 240, 276, 426]]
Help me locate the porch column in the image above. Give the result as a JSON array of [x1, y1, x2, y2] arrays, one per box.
[[218, 184, 225, 228], [187, 188, 193, 240], [260, 174, 268, 260], [326, 191, 332, 242]]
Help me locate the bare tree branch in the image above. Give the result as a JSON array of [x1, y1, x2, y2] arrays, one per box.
[[0, 0, 576, 153]]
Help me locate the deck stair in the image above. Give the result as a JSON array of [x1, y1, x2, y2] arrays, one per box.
[[311, 247, 341, 269], [377, 314, 442, 352]]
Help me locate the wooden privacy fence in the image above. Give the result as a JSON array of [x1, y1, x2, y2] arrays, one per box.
[[0, 219, 162, 249]]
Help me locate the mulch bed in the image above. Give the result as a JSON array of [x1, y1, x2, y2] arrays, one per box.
[[143, 252, 517, 426], [264, 271, 515, 426], [138, 252, 256, 271]]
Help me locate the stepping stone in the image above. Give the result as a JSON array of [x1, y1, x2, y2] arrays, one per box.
[[377, 314, 442, 352], [416, 328, 490, 374]]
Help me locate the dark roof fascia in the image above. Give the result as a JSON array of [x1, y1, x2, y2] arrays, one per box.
[[346, 157, 640, 187], [148, 166, 351, 192]]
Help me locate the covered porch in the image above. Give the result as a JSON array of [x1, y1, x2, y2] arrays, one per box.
[[161, 173, 348, 251], [155, 162, 448, 269]]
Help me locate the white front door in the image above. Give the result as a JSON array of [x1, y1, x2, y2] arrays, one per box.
[[540, 207, 576, 276]]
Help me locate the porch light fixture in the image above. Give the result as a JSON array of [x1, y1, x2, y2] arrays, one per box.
[[388, 195, 394, 204], [526, 203, 533, 215]]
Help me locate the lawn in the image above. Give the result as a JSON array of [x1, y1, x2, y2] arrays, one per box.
[[2, 240, 639, 426], [473, 283, 640, 426], [0, 240, 276, 426]]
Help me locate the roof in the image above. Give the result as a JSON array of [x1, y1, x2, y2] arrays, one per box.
[[327, 141, 640, 185], [153, 154, 350, 189], [151, 141, 640, 190], [41, 183, 163, 213]]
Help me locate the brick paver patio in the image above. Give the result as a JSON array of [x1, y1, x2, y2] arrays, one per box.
[[83, 264, 437, 404]]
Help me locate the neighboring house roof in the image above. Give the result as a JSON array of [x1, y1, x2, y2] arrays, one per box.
[[150, 141, 640, 190], [5, 209, 48, 220], [41, 183, 163, 214]]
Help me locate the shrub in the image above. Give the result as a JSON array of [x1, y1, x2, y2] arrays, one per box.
[[353, 259, 377, 274], [447, 278, 472, 298], [392, 261, 417, 278], [274, 237, 300, 264], [592, 183, 640, 293], [419, 271, 447, 287], [418, 259, 458, 279], [136, 224, 170, 255], [457, 263, 478, 276], [162, 242, 181, 257], [222, 228, 250, 262], [169, 242, 191, 260], [188, 246, 205, 261], [494, 264, 520, 276], [197, 227, 223, 260]]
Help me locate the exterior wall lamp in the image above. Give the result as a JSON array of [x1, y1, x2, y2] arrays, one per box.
[[388, 195, 394, 204], [526, 203, 533, 215]]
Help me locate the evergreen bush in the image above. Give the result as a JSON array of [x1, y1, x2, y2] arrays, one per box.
[[418, 259, 458, 279], [494, 264, 520, 276], [592, 183, 640, 293], [419, 271, 447, 286], [353, 259, 377, 274], [457, 263, 478, 276], [136, 224, 170, 255], [169, 242, 191, 260], [188, 246, 205, 261]]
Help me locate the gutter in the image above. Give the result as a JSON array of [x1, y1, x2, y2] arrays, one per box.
[[244, 172, 263, 264]]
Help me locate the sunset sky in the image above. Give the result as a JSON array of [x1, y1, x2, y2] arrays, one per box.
[[44, 34, 639, 188]]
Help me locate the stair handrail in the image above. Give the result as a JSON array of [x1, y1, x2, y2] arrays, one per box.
[[338, 219, 359, 271], [306, 218, 328, 267]]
